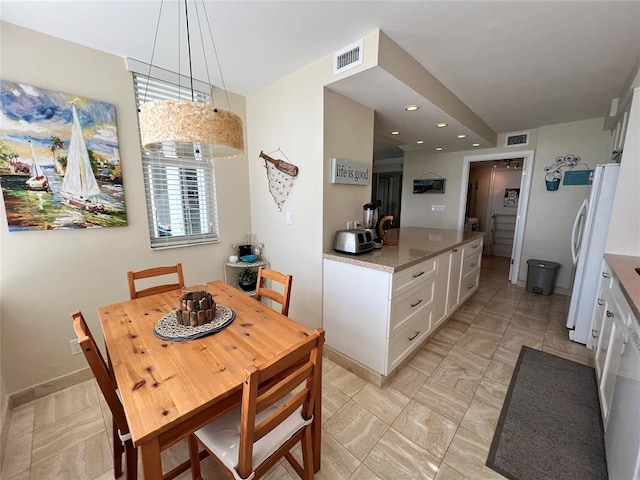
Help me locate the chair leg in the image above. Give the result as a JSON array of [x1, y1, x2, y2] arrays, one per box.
[[300, 427, 314, 480], [125, 440, 138, 480], [188, 434, 203, 480], [113, 419, 124, 478]]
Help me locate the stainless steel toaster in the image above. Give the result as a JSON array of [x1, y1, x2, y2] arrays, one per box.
[[333, 229, 374, 254]]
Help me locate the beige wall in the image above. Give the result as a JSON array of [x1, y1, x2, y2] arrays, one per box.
[[606, 87, 640, 256], [245, 30, 380, 330], [402, 118, 610, 289], [323, 89, 375, 250], [0, 22, 252, 394]]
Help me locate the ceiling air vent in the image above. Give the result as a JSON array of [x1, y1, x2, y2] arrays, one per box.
[[333, 39, 364, 75], [505, 131, 530, 147]]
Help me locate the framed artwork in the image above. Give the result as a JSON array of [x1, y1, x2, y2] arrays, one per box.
[[0, 81, 127, 231], [504, 188, 520, 207], [413, 178, 446, 194]]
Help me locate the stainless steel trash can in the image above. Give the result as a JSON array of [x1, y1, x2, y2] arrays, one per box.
[[526, 259, 561, 295]]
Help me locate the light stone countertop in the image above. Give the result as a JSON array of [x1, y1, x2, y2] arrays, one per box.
[[323, 227, 485, 273], [605, 253, 640, 321]]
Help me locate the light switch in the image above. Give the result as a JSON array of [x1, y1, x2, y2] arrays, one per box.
[[286, 211, 293, 225]]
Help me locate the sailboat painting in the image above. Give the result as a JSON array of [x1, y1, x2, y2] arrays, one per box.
[[0, 81, 127, 231]]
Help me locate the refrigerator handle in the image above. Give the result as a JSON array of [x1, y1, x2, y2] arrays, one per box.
[[571, 199, 588, 265]]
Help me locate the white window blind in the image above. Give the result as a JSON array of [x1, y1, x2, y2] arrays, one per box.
[[132, 71, 219, 248]]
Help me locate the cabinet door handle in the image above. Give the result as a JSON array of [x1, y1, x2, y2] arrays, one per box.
[[606, 310, 614, 318], [597, 299, 604, 306], [470, 263, 477, 267], [592, 329, 599, 338], [408, 331, 420, 341], [410, 299, 423, 308], [413, 271, 425, 278], [472, 244, 479, 249], [467, 284, 474, 290], [602, 272, 611, 278], [453, 248, 459, 252]]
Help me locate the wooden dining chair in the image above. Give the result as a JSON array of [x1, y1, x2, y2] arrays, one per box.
[[188, 328, 324, 480], [72, 311, 137, 479], [127, 263, 185, 300], [72, 311, 193, 480], [255, 267, 293, 316]]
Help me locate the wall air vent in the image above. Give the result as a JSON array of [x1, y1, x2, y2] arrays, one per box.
[[398, 144, 422, 152], [333, 39, 364, 75], [505, 131, 530, 147]]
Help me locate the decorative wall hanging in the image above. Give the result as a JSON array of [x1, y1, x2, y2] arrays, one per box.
[[331, 158, 370, 185], [0, 81, 127, 231], [260, 150, 298, 211], [413, 171, 446, 194], [543, 154, 590, 191]]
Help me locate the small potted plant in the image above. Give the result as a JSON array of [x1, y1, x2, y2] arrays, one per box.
[[237, 268, 258, 292]]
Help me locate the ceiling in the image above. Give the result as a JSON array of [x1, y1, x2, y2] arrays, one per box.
[[2, 1, 639, 159]]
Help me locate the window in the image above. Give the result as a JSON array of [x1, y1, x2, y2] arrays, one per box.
[[131, 69, 219, 248]]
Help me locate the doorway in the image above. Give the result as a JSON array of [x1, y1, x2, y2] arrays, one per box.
[[460, 150, 535, 285], [372, 172, 402, 228]]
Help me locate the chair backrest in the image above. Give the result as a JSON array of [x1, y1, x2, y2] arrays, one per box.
[[71, 311, 130, 436], [255, 267, 292, 316], [127, 263, 185, 299], [236, 328, 324, 479]]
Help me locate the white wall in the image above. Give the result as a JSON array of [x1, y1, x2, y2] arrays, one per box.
[[0, 22, 252, 394], [401, 119, 610, 289]]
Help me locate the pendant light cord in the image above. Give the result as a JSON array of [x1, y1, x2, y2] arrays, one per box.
[[184, 0, 195, 102], [142, 0, 165, 104], [201, 1, 232, 111]]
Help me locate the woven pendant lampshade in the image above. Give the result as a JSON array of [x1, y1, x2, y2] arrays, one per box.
[[139, 100, 243, 158], [140, 0, 244, 159]]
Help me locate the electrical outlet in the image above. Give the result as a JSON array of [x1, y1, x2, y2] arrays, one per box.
[[431, 205, 446, 212], [69, 339, 82, 355], [286, 211, 293, 225]]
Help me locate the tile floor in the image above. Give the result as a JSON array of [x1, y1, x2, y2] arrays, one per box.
[[2, 256, 594, 480]]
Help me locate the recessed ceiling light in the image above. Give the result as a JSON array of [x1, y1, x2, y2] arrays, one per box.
[[405, 105, 420, 112], [436, 123, 448, 128], [457, 134, 466, 139], [436, 147, 443, 151], [391, 131, 400, 135], [416, 140, 424, 144], [472, 143, 480, 147]]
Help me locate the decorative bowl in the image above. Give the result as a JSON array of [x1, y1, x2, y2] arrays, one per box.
[[240, 254, 259, 263]]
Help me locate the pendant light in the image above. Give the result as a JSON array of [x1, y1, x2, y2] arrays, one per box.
[[139, 0, 243, 158]]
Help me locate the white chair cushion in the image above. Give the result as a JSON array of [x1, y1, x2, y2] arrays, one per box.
[[194, 393, 312, 480]]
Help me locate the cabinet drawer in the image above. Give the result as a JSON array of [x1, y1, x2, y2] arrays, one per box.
[[609, 280, 632, 328], [387, 308, 432, 373], [462, 251, 481, 277], [390, 277, 435, 336], [459, 268, 480, 301], [463, 238, 483, 258], [392, 257, 438, 298]]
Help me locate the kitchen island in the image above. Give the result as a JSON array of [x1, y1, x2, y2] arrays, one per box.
[[323, 227, 484, 384]]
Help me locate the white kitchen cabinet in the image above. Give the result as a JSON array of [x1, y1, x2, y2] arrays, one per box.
[[433, 251, 451, 328], [323, 236, 482, 377], [447, 247, 463, 313], [598, 275, 632, 425], [448, 237, 483, 311], [593, 262, 614, 377]]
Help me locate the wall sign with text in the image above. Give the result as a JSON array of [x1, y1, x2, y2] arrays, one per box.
[[331, 158, 370, 185]]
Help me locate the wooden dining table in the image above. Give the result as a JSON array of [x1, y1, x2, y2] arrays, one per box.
[[97, 280, 321, 479]]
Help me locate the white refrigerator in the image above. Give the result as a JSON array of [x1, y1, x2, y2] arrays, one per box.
[[566, 163, 620, 346]]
